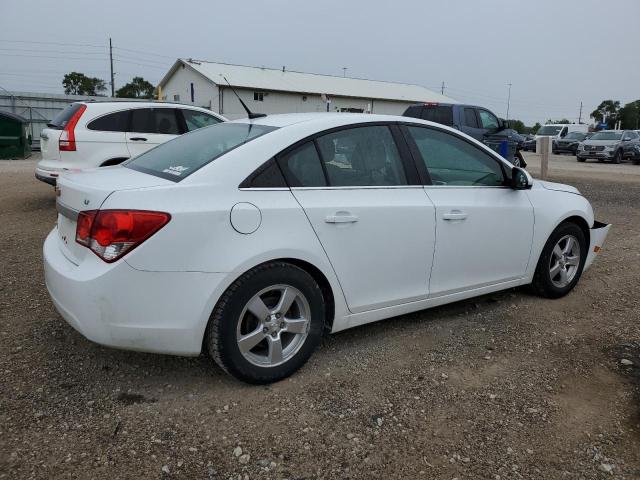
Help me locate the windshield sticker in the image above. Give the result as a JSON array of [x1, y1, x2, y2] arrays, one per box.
[[162, 165, 190, 176]]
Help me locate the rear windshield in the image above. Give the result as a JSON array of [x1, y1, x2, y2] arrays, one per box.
[[48, 103, 84, 129], [125, 123, 277, 181], [589, 131, 622, 141], [536, 125, 563, 136], [421, 106, 454, 126]]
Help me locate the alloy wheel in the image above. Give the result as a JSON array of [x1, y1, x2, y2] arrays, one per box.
[[549, 234, 581, 288], [236, 285, 311, 367]]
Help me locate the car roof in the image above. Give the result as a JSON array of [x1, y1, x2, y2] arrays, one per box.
[[230, 112, 419, 129]]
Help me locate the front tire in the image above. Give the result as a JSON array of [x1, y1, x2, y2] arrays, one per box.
[[531, 222, 587, 299], [205, 262, 325, 384], [613, 150, 622, 164]]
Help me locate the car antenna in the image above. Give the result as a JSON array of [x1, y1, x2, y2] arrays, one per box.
[[222, 76, 266, 119]]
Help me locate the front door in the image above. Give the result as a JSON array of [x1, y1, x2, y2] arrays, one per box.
[[402, 124, 534, 297], [126, 107, 182, 158], [278, 125, 436, 314]]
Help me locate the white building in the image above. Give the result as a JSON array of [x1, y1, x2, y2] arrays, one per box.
[[158, 59, 456, 120]]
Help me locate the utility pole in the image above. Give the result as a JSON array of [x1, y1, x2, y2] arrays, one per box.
[[109, 37, 115, 97], [342, 67, 347, 78], [506, 82, 512, 121], [578, 101, 583, 124], [441, 81, 445, 95]]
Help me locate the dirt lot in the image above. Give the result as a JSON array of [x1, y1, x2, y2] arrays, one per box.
[[1, 154, 639, 479]]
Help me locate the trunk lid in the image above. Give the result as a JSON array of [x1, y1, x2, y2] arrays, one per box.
[[55, 166, 172, 265]]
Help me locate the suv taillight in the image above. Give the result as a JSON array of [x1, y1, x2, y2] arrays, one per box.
[[59, 104, 87, 151], [75, 210, 171, 263]]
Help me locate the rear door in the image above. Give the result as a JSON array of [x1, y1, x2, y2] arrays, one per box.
[[279, 124, 436, 314], [126, 107, 183, 158]]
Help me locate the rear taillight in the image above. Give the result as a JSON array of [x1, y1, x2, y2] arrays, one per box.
[[75, 210, 171, 262], [59, 104, 87, 151]]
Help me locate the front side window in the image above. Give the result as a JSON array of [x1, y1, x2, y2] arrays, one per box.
[[182, 109, 222, 132], [125, 123, 277, 181], [315, 125, 407, 186], [87, 110, 129, 132], [478, 110, 499, 130], [406, 126, 504, 187], [130, 108, 181, 135]]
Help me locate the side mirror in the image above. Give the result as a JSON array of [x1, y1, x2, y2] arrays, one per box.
[[511, 167, 532, 190], [497, 119, 506, 130]]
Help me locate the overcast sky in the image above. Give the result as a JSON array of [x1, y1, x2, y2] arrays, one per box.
[[1, 0, 638, 125]]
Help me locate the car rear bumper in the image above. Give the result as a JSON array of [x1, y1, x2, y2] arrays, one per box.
[[584, 221, 611, 271], [43, 229, 226, 356]]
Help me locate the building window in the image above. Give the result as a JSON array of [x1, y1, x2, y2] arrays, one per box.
[[254, 92, 264, 102], [173, 94, 180, 101]]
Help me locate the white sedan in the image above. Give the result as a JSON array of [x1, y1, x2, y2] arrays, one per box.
[[44, 113, 610, 383]]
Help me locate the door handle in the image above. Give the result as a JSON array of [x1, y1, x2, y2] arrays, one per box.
[[325, 213, 359, 224], [129, 137, 147, 141], [442, 211, 468, 221]]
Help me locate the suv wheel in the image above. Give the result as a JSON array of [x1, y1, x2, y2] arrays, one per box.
[[613, 150, 622, 164], [205, 262, 325, 384]]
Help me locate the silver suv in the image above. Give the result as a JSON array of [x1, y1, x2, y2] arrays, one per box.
[[576, 130, 639, 163]]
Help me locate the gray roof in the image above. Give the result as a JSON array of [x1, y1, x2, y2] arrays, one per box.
[[159, 59, 457, 104]]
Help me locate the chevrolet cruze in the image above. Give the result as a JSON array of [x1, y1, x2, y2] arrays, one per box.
[[44, 113, 610, 383]]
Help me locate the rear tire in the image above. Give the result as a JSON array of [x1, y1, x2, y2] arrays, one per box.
[[531, 222, 587, 299], [205, 262, 325, 384]]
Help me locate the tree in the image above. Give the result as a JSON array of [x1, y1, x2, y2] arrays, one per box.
[[115, 77, 156, 99], [529, 122, 542, 134], [545, 118, 571, 124], [590, 100, 620, 128], [618, 100, 640, 130], [62, 72, 107, 95], [507, 119, 526, 134]]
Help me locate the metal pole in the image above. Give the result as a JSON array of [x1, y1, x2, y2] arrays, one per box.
[[109, 38, 115, 97], [506, 83, 512, 121], [441, 81, 445, 95], [578, 101, 583, 124], [342, 67, 347, 78]]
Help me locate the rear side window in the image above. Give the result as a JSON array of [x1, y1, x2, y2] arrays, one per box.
[[87, 110, 129, 132], [463, 108, 479, 128], [279, 142, 327, 187], [48, 103, 85, 129], [316, 126, 407, 186], [182, 109, 222, 131], [419, 106, 454, 126], [131, 108, 181, 134], [125, 123, 277, 182]]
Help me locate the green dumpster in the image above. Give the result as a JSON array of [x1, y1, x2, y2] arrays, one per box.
[[0, 111, 31, 159]]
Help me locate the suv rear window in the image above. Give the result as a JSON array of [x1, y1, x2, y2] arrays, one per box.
[[48, 103, 85, 129], [125, 123, 277, 181]]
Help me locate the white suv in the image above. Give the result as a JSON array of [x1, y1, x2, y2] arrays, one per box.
[[35, 101, 226, 185]]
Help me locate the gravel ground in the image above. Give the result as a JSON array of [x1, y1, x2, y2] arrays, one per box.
[[1, 157, 639, 479]]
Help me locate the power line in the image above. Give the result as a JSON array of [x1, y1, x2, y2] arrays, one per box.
[[0, 38, 105, 48]]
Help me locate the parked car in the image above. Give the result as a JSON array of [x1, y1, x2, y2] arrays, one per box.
[[534, 123, 589, 140], [523, 136, 537, 152], [402, 102, 524, 165], [576, 130, 639, 163], [631, 140, 640, 165], [45, 113, 610, 384], [35, 101, 226, 185], [553, 131, 590, 155]]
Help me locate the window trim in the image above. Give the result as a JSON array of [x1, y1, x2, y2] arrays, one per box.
[[398, 122, 509, 188], [86, 109, 132, 132]]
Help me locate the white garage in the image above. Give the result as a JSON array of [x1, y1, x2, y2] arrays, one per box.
[[158, 59, 457, 120]]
